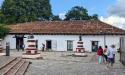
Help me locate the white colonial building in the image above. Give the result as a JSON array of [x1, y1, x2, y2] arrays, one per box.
[[1, 20, 125, 52]]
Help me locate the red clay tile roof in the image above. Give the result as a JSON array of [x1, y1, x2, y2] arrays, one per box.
[[8, 20, 125, 35]]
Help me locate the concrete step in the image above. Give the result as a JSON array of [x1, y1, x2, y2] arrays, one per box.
[[0, 58, 22, 75], [0, 56, 16, 69], [15, 61, 30, 75], [0, 57, 30, 75], [5, 59, 25, 75]]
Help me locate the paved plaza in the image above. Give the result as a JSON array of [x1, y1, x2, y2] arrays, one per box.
[[2, 50, 125, 75]]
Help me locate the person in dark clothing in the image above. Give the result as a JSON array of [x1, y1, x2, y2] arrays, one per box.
[[42, 43, 45, 51], [22, 44, 25, 51], [17, 45, 20, 51]]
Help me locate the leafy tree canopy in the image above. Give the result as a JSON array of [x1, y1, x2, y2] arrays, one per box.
[[65, 6, 98, 20], [0, 24, 10, 39], [1, 0, 52, 24], [51, 15, 62, 21], [91, 14, 98, 20]]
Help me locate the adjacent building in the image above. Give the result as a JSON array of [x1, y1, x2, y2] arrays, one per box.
[[2, 20, 125, 52]]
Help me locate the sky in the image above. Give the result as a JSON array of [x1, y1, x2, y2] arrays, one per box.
[[0, 0, 125, 29], [50, 0, 115, 17]]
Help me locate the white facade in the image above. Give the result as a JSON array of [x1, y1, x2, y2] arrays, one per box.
[[1, 34, 123, 52]]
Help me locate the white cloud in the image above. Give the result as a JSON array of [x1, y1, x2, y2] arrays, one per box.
[[108, 0, 125, 17], [100, 0, 125, 30], [100, 16, 125, 29], [59, 12, 66, 20]]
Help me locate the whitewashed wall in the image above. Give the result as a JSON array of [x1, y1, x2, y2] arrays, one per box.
[[2, 35, 16, 49], [82, 35, 121, 52], [2, 34, 123, 52]]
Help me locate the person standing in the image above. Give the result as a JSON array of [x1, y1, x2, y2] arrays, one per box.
[[22, 44, 25, 51], [107, 45, 116, 68], [103, 45, 108, 63], [17, 45, 20, 51], [97, 46, 103, 64], [42, 43, 45, 51]]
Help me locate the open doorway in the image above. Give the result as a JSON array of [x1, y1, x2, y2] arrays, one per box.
[[91, 41, 98, 52], [46, 40, 52, 50], [67, 40, 73, 51], [16, 38, 24, 50]]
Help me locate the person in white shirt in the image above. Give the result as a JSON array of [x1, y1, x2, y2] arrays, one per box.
[[103, 45, 108, 63], [107, 45, 116, 68]]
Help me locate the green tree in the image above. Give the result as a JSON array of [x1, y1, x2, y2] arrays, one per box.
[[51, 15, 61, 21], [0, 24, 10, 39], [0, 9, 5, 23], [65, 6, 98, 20], [1, 0, 52, 24], [91, 14, 98, 20]]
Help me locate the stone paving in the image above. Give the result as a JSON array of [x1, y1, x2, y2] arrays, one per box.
[[3, 50, 125, 75]]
